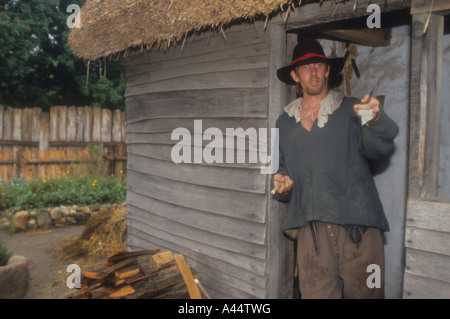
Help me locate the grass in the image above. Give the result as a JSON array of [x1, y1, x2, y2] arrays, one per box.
[[0, 174, 126, 211], [0, 238, 12, 266]]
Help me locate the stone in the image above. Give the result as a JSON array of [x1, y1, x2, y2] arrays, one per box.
[[75, 212, 90, 225], [69, 208, 77, 217], [50, 207, 62, 220], [27, 219, 37, 230], [11, 211, 29, 233], [89, 205, 100, 212], [81, 206, 92, 214], [36, 209, 52, 228], [29, 211, 37, 219], [60, 205, 70, 217], [0, 255, 30, 298]]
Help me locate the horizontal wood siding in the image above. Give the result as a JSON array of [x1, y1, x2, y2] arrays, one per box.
[[403, 198, 450, 298], [125, 22, 272, 298]]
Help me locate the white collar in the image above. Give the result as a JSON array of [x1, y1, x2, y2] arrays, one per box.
[[283, 91, 344, 128]]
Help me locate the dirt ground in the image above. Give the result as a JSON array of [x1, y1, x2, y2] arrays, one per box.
[[0, 225, 95, 299]]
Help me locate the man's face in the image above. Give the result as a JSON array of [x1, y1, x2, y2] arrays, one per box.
[[290, 62, 330, 96]]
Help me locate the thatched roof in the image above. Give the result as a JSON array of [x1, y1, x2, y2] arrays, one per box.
[[68, 0, 299, 60]]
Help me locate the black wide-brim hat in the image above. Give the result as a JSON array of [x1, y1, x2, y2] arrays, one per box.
[[277, 39, 345, 85]]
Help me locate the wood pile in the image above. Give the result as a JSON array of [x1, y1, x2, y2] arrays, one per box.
[[68, 249, 205, 299]]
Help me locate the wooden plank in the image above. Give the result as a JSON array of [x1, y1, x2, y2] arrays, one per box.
[[126, 223, 267, 278], [121, 111, 126, 143], [126, 40, 270, 79], [283, 0, 412, 30], [12, 108, 22, 141], [406, 198, 450, 232], [126, 54, 269, 88], [127, 125, 269, 148], [126, 143, 264, 170], [152, 251, 175, 267], [66, 106, 77, 142], [320, 28, 391, 47], [2, 108, 13, 141], [405, 248, 450, 284], [174, 254, 202, 299], [408, 13, 444, 198], [403, 272, 450, 299], [101, 108, 112, 142], [411, 0, 450, 14], [112, 109, 122, 142], [405, 226, 450, 257], [31, 108, 41, 143], [126, 88, 268, 124], [126, 202, 267, 259], [108, 285, 135, 298], [127, 117, 268, 134], [125, 68, 269, 97], [21, 108, 32, 142], [58, 106, 67, 143], [76, 107, 85, 141], [92, 107, 102, 142], [127, 153, 266, 194], [115, 267, 140, 279], [84, 106, 93, 142], [126, 170, 266, 222], [126, 21, 269, 66], [49, 106, 58, 142], [0, 104, 3, 141], [419, 14, 443, 198], [39, 112, 49, 151], [127, 193, 266, 244]]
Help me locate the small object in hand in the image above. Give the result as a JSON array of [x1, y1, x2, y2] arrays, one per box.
[[358, 109, 373, 126], [271, 183, 281, 195]]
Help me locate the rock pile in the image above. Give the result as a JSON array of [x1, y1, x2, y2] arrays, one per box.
[[0, 205, 101, 233]]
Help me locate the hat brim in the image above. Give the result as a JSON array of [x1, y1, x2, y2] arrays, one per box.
[[277, 57, 345, 85]]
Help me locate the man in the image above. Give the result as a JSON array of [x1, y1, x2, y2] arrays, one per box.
[[273, 39, 398, 299]]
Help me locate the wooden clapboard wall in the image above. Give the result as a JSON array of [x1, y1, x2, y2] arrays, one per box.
[[403, 199, 450, 298], [124, 22, 274, 298], [403, 12, 450, 298]]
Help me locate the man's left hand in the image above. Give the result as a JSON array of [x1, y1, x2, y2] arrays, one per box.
[[353, 94, 380, 120]]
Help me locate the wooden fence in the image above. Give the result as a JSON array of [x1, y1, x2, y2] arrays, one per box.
[[0, 105, 126, 183]]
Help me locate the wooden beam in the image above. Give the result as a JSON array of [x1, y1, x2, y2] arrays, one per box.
[[278, 0, 412, 30], [411, 0, 450, 15], [320, 28, 391, 47]]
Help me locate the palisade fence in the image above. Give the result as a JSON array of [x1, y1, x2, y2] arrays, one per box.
[[0, 105, 127, 183]]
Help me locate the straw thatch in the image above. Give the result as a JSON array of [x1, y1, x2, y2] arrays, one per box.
[[68, 0, 300, 60]]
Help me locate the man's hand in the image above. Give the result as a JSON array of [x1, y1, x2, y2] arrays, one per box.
[[272, 173, 294, 194], [353, 94, 380, 121]]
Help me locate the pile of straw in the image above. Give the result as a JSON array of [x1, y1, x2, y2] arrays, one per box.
[[54, 203, 127, 262]]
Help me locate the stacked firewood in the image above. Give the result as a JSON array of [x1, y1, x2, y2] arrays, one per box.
[[68, 249, 204, 299]]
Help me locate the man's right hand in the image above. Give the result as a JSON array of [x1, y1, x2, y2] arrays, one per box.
[[273, 173, 294, 194]]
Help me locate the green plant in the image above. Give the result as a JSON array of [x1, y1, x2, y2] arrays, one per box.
[[0, 239, 12, 266], [0, 174, 126, 211]]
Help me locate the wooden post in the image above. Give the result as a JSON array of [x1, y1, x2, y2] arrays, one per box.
[[408, 13, 444, 198], [0, 104, 3, 143]]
